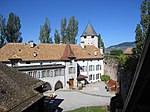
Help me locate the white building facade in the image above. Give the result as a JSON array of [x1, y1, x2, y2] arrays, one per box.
[[0, 23, 104, 91]]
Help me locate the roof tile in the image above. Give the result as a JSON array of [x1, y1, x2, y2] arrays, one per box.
[[0, 43, 103, 61]]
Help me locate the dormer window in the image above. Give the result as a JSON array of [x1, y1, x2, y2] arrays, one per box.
[[33, 52, 37, 57], [94, 50, 98, 56]]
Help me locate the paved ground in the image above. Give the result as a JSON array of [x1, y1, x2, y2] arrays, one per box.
[[44, 81, 115, 111]]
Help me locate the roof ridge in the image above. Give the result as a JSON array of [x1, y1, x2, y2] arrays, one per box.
[[61, 43, 76, 60]]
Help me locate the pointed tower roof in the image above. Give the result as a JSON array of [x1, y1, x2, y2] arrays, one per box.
[[82, 22, 97, 36], [61, 43, 76, 60]]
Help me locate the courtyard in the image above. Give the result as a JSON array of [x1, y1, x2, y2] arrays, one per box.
[[44, 81, 115, 111]]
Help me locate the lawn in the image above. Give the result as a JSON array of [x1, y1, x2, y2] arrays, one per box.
[[66, 106, 110, 112]]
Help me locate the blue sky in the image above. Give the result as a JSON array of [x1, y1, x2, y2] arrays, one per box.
[[0, 0, 142, 47]]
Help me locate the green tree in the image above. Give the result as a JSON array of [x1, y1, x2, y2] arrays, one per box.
[[60, 17, 67, 43], [0, 14, 6, 47], [140, 0, 150, 38], [67, 16, 78, 44], [39, 18, 53, 43], [100, 75, 110, 82], [135, 0, 150, 56], [135, 24, 143, 55], [98, 34, 105, 51], [110, 49, 123, 56], [6, 12, 23, 43], [60, 16, 79, 44], [54, 29, 60, 44]]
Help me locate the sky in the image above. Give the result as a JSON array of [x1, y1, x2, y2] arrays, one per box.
[[0, 0, 143, 47]]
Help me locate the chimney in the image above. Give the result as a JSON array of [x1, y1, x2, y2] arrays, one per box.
[[100, 47, 104, 55], [80, 41, 85, 49], [28, 40, 35, 48]]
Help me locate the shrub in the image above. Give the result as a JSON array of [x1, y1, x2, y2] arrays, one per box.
[[101, 75, 110, 82]]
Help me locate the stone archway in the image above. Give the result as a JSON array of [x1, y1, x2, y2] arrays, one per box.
[[42, 82, 52, 92], [54, 80, 63, 91]]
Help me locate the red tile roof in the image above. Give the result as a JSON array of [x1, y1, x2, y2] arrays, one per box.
[[61, 43, 76, 60], [123, 47, 134, 55], [0, 43, 103, 61]]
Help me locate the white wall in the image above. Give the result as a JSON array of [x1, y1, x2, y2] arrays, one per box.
[[6, 57, 104, 89], [17, 61, 65, 66], [81, 35, 98, 48], [65, 60, 77, 89], [77, 59, 104, 83]]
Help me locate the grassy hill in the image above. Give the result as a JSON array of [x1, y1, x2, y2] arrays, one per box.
[[105, 41, 135, 53]]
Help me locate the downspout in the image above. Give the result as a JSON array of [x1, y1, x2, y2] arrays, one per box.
[[87, 60, 89, 81], [64, 61, 66, 90]]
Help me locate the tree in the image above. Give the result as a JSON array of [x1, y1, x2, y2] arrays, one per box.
[[6, 12, 22, 43], [100, 75, 110, 82], [135, 0, 150, 56], [67, 16, 78, 44], [39, 18, 53, 43], [54, 29, 60, 44], [98, 34, 105, 51], [60, 17, 67, 43], [140, 0, 150, 38], [135, 24, 143, 55], [110, 49, 123, 56], [0, 14, 6, 47], [60, 16, 79, 44]]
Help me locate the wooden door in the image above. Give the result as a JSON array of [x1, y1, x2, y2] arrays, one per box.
[[69, 79, 74, 89]]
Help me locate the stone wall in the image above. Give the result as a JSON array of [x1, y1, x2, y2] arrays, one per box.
[[104, 55, 119, 80]]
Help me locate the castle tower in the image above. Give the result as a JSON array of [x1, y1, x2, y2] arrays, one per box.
[[81, 22, 98, 48]]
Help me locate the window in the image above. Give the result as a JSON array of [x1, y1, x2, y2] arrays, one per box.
[[37, 71, 41, 78], [96, 65, 100, 70], [46, 70, 50, 77], [33, 71, 37, 78], [54, 69, 61, 76], [41, 71, 46, 78], [54, 69, 59, 76], [58, 69, 61, 76], [69, 67, 75, 74], [89, 74, 92, 81], [91, 36, 94, 38], [96, 73, 100, 80], [93, 74, 95, 80], [61, 69, 65, 76], [92, 65, 95, 71], [96, 64, 101, 71], [89, 65, 92, 71], [50, 70, 53, 77], [28, 71, 32, 77], [53, 70, 56, 77], [89, 65, 95, 71], [81, 66, 87, 72], [84, 66, 87, 72]]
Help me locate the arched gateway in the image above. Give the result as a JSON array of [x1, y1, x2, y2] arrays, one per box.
[[54, 80, 63, 91]]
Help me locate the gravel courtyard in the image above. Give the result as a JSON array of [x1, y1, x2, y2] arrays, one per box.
[[44, 82, 115, 111]]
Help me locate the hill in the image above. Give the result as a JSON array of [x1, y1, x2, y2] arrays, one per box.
[[105, 41, 135, 53]]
